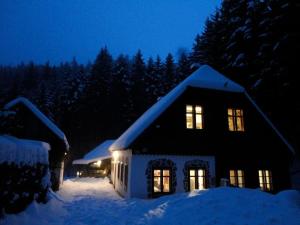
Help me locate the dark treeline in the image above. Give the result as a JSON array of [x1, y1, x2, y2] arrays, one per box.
[[0, 0, 299, 163], [0, 50, 192, 161], [190, 0, 299, 154]]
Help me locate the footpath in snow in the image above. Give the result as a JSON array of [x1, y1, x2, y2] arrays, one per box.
[[1, 177, 300, 225]]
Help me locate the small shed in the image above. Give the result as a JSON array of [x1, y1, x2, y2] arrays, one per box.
[[3, 97, 69, 191], [73, 140, 114, 177]]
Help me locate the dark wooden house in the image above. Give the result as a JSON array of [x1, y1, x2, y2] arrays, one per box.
[[4, 97, 69, 191], [109, 65, 295, 198]]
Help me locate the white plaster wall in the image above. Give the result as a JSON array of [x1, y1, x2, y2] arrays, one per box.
[[111, 150, 132, 198], [130, 154, 215, 198]]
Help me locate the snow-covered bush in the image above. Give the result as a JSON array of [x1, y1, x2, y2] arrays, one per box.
[[0, 135, 51, 215]]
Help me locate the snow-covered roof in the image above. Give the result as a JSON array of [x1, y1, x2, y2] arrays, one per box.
[[4, 97, 69, 149], [0, 135, 50, 165], [110, 65, 295, 154], [109, 65, 245, 151], [73, 140, 114, 165]]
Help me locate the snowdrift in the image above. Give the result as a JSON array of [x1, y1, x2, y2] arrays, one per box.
[[2, 178, 300, 225]]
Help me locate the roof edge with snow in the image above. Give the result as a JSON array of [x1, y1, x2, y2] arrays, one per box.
[[73, 140, 114, 165], [109, 65, 295, 154], [4, 97, 69, 149]]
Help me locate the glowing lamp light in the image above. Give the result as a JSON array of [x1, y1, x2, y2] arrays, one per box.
[[95, 160, 102, 167], [112, 151, 119, 161]]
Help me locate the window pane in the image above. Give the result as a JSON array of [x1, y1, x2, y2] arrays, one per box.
[[153, 177, 161, 192], [195, 114, 203, 129], [198, 169, 204, 176], [236, 109, 242, 116], [236, 117, 244, 131], [190, 176, 196, 191], [237, 170, 243, 177], [163, 177, 170, 192], [186, 105, 193, 113], [186, 113, 193, 129], [230, 177, 236, 186], [189, 169, 195, 176], [163, 170, 170, 176], [259, 176, 263, 185], [198, 177, 205, 190], [238, 176, 244, 185], [265, 170, 270, 177], [266, 183, 270, 191], [259, 170, 262, 177], [230, 170, 235, 177], [195, 106, 202, 113], [154, 169, 161, 176], [228, 116, 234, 131], [228, 108, 233, 116]]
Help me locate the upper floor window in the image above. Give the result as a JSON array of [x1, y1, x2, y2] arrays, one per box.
[[258, 170, 272, 191], [229, 170, 245, 188], [186, 105, 203, 129], [228, 108, 245, 132]]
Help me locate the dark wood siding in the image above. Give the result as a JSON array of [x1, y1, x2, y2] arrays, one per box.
[[7, 103, 68, 190], [129, 87, 291, 191]]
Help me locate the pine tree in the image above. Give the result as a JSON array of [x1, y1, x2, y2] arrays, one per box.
[[162, 53, 176, 94], [128, 50, 147, 120], [177, 51, 191, 82]]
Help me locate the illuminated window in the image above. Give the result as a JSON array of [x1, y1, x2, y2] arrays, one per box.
[[186, 105, 203, 129], [258, 170, 272, 191], [121, 163, 124, 183], [229, 170, 245, 187], [117, 163, 121, 179], [228, 108, 245, 131], [124, 164, 128, 191], [189, 169, 206, 191], [153, 169, 171, 193]]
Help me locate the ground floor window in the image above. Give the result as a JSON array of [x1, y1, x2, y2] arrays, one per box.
[[124, 164, 128, 191], [258, 170, 272, 191], [189, 169, 206, 191], [183, 160, 209, 192], [146, 159, 177, 197], [229, 170, 245, 188], [153, 169, 171, 193]]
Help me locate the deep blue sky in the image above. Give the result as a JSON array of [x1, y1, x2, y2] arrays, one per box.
[[0, 0, 221, 65]]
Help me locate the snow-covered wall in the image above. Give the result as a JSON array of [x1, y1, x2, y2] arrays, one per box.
[[130, 154, 215, 198], [0, 135, 50, 166], [112, 150, 132, 198]]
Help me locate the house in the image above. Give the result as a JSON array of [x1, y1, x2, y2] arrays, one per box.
[[4, 97, 69, 191], [109, 65, 295, 198], [73, 140, 114, 177]]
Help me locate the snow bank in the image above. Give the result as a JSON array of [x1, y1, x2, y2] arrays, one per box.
[[2, 178, 300, 225], [0, 135, 50, 166]]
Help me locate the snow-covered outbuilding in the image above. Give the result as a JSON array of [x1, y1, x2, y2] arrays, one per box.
[[73, 140, 114, 177], [110, 65, 294, 198], [3, 97, 69, 191]]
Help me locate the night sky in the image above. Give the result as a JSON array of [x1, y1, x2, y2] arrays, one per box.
[[0, 0, 221, 65]]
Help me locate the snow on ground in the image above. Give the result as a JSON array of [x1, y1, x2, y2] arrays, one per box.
[[2, 178, 300, 225]]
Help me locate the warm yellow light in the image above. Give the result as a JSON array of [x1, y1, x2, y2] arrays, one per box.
[[95, 160, 102, 167], [112, 151, 119, 161]]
